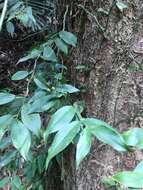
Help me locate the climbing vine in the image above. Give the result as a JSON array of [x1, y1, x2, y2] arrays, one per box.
[[0, 1, 143, 190]]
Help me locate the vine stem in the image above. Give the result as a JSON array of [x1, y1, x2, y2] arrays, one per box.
[[25, 56, 39, 96], [0, 0, 8, 31], [77, 4, 105, 33], [63, 5, 69, 31]]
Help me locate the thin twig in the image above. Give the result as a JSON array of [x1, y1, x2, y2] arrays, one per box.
[[63, 5, 69, 31], [77, 4, 105, 33], [0, 0, 8, 31]]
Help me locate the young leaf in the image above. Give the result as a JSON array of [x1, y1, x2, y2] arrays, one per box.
[[112, 171, 143, 188], [55, 37, 68, 54], [11, 120, 31, 160], [83, 118, 127, 151], [21, 104, 41, 137], [0, 93, 15, 105], [59, 31, 77, 47], [76, 127, 92, 168], [122, 128, 143, 149], [46, 121, 81, 168], [116, 2, 128, 12], [42, 46, 57, 62], [0, 114, 13, 140], [44, 106, 76, 140], [11, 71, 29, 80]]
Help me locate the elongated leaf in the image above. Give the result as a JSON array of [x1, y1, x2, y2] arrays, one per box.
[[11, 71, 29, 80], [0, 177, 10, 188], [122, 128, 143, 149], [0, 137, 11, 150], [42, 46, 57, 62], [113, 171, 143, 188], [44, 106, 76, 140], [28, 91, 47, 103], [55, 37, 68, 54], [6, 21, 15, 36], [116, 2, 128, 12], [18, 49, 41, 63], [56, 84, 79, 94], [0, 114, 13, 140], [11, 176, 21, 189], [0, 93, 15, 105], [34, 78, 48, 90], [11, 120, 31, 160], [28, 96, 51, 113], [0, 150, 17, 169], [46, 121, 80, 168], [135, 160, 143, 172], [42, 100, 59, 111], [83, 118, 127, 151], [21, 104, 41, 137], [59, 31, 77, 47], [76, 127, 92, 168]]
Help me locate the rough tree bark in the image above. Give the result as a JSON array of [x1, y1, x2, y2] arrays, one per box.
[[57, 0, 143, 189]]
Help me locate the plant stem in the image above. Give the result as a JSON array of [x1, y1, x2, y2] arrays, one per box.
[[77, 4, 105, 33], [63, 5, 69, 31], [0, 0, 8, 31]]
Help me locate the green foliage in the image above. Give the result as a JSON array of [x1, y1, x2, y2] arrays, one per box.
[[11, 71, 29, 80], [0, 1, 142, 190], [0, 93, 15, 105], [0, 0, 55, 34], [116, 1, 128, 12]]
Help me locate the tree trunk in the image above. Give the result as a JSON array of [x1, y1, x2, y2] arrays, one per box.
[[58, 0, 143, 189]]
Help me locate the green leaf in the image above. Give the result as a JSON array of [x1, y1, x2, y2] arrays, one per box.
[[18, 49, 41, 63], [135, 160, 143, 172], [59, 31, 77, 47], [122, 128, 143, 149], [56, 84, 79, 94], [11, 71, 29, 80], [11, 120, 31, 160], [116, 2, 128, 12], [42, 100, 59, 111], [0, 150, 17, 168], [76, 127, 92, 168], [0, 114, 13, 141], [113, 171, 143, 188], [42, 46, 57, 62], [6, 21, 15, 36], [34, 78, 48, 90], [55, 37, 68, 54], [21, 104, 41, 137], [46, 121, 80, 168], [28, 96, 51, 113], [83, 118, 127, 151], [0, 137, 11, 150], [0, 93, 15, 105], [0, 177, 10, 188], [102, 177, 116, 187], [44, 106, 76, 140], [11, 176, 21, 189]]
